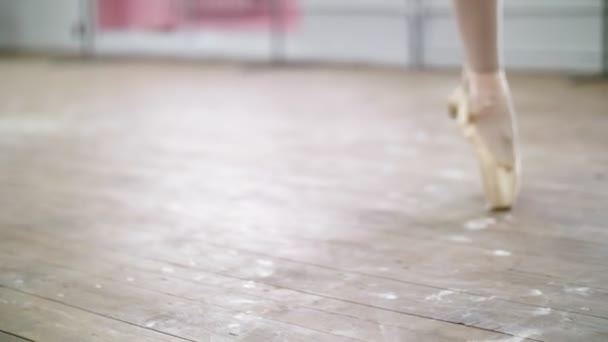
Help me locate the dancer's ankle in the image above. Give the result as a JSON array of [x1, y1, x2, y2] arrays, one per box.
[[466, 70, 509, 115]]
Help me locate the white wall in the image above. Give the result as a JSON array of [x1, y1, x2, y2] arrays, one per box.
[[283, 0, 409, 66], [95, 30, 273, 61], [0, 0, 82, 51], [0, 0, 603, 72], [425, 0, 604, 72]]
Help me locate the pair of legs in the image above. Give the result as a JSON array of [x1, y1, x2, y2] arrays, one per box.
[[451, 0, 520, 210]]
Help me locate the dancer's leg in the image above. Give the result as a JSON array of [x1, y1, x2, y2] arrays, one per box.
[[453, 0, 500, 73], [451, 0, 520, 210]]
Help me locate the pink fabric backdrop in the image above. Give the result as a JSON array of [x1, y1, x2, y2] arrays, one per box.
[[98, 0, 299, 31]]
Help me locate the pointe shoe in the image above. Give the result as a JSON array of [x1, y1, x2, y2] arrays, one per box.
[[449, 72, 521, 210], [448, 68, 470, 119], [448, 86, 464, 119]]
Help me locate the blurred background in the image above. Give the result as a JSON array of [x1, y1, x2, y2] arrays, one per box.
[[0, 0, 606, 73]]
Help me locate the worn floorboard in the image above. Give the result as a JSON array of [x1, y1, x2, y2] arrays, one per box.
[[0, 58, 607, 341]]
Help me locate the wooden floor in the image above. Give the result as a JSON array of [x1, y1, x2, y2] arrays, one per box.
[[1, 58, 607, 342]]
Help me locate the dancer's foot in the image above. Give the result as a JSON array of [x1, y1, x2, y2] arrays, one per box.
[[449, 70, 521, 210]]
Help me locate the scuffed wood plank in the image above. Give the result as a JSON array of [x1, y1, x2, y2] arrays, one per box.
[[0, 287, 194, 342], [0, 331, 33, 342], [0, 59, 607, 342], [0, 239, 510, 342], [2, 229, 608, 342]]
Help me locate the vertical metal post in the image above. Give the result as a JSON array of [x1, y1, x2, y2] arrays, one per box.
[[77, 0, 96, 57], [269, 0, 285, 64], [407, 0, 424, 69], [603, 0, 608, 75]]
